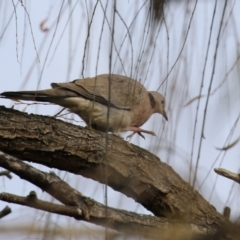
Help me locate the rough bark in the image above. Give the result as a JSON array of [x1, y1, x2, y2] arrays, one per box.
[[0, 151, 217, 239], [0, 106, 234, 238]]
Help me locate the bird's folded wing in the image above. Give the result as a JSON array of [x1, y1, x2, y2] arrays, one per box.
[[51, 74, 146, 110]]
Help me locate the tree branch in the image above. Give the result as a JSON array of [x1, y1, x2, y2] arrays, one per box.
[[0, 170, 12, 179], [215, 168, 240, 185], [0, 150, 218, 239], [0, 106, 232, 235], [0, 191, 84, 218], [0, 205, 11, 219]]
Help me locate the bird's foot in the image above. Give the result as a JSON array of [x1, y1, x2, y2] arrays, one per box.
[[126, 131, 145, 141], [126, 127, 156, 140]]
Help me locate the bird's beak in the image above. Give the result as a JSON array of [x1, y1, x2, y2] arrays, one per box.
[[162, 111, 168, 121]]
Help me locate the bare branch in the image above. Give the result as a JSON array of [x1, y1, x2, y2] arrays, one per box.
[[214, 168, 240, 184], [0, 106, 235, 238], [0, 150, 221, 239], [0, 205, 11, 219], [0, 170, 12, 179], [0, 107, 227, 222], [223, 207, 231, 220], [0, 192, 83, 219]]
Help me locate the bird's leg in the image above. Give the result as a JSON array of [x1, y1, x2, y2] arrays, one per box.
[[53, 107, 66, 118], [126, 127, 156, 140], [137, 132, 145, 139], [126, 131, 145, 141]]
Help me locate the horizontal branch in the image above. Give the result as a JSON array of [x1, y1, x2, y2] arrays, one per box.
[[0, 150, 215, 239], [0, 106, 229, 230], [0, 192, 83, 218]]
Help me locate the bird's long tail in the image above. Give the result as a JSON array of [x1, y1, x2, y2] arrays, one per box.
[[0, 91, 59, 102], [1, 87, 78, 103], [1, 90, 57, 102]]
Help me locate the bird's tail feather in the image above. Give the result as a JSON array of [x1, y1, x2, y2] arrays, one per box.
[[1, 90, 59, 102]]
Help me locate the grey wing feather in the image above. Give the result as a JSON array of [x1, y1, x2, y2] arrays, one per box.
[[53, 74, 146, 110], [1, 74, 146, 110]]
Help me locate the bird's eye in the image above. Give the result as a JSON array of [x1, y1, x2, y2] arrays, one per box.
[[161, 100, 164, 104]]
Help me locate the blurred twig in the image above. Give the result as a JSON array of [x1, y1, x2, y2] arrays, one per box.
[[0, 170, 12, 179], [215, 168, 240, 185], [0, 206, 11, 219]]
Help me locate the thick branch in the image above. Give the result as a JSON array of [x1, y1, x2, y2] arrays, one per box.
[[0, 106, 228, 228], [0, 151, 216, 239]]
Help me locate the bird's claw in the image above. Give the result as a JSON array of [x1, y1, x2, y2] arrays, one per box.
[[137, 132, 145, 139], [126, 127, 156, 141], [126, 131, 145, 140], [126, 131, 155, 140], [126, 132, 135, 140]]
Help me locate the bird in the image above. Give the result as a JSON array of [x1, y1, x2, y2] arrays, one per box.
[[1, 74, 168, 139]]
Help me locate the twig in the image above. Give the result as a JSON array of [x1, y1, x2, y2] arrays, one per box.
[[0, 205, 11, 219], [214, 168, 240, 184], [222, 207, 231, 220], [0, 192, 82, 219], [0, 170, 12, 179]]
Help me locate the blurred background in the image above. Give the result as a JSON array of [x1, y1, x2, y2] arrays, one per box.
[[0, 0, 240, 239]]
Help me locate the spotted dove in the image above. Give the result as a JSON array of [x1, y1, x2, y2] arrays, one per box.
[[1, 74, 168, 138]]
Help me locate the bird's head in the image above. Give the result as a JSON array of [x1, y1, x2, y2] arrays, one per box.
[[149, 91, 168, 121]]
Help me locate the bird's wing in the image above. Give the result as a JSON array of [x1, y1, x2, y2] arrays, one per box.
[[52, 74, 147, 110]]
